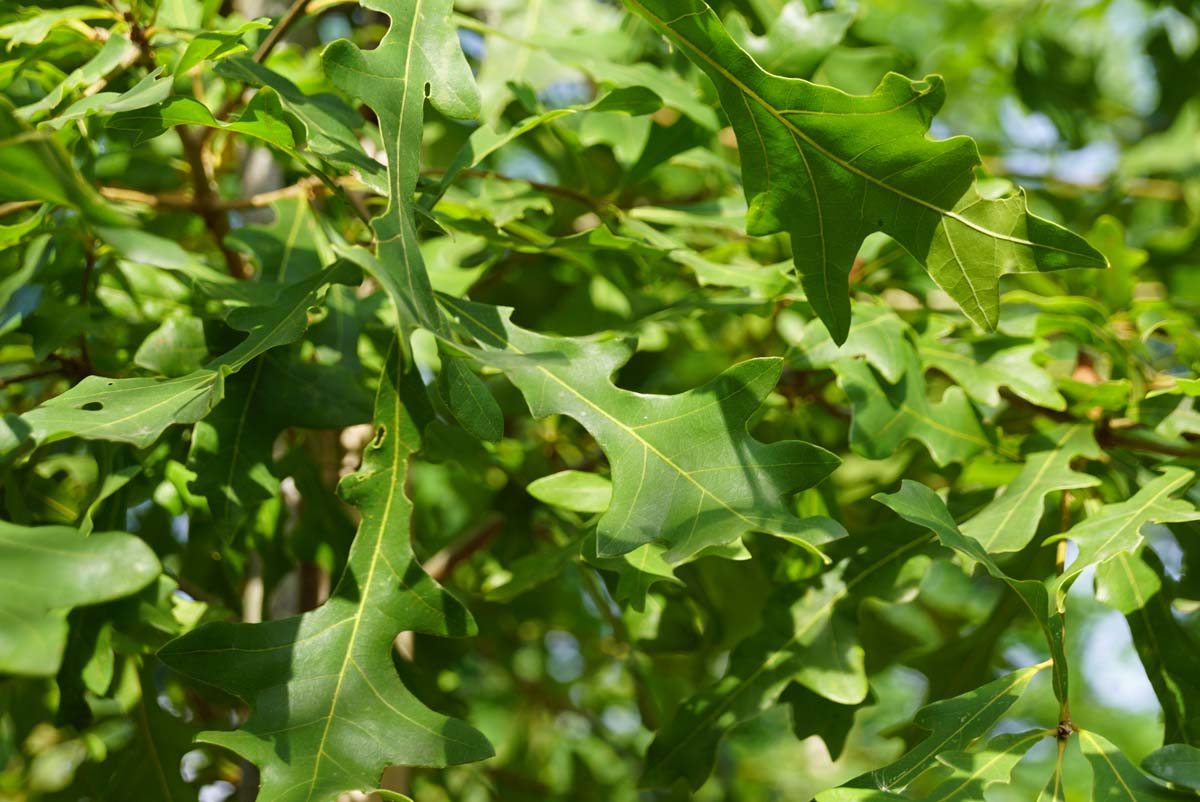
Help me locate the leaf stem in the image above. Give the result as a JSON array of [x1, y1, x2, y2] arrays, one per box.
[[1055, 490, 1073, 734]]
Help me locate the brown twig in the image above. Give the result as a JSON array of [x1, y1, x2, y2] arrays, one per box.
[[422, 167, 612, 214], [1099, 430, 1200, 460], [211, 0, 310, 125], [423, 515, 504, 581], [0, 367, 66, 389], [100, 176, 334, 210], [981, 156, 1184, 201], [78, 237, 96, 375], [178, 126, 248, 278], [253, 0, 309, 63], [0, 200, 42, 217]]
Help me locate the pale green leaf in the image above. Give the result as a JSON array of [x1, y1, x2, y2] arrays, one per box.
[[16, 34, 133, 120], [175, 18, 270, 74], [134, 315, 209, 377], [959, 424, 1100, 553], [920, 338, 1067, 411], [1050, 467, 1200, 601], [47, 68, 174, 129], [726, 1, 852, 79], [527, 470, 613, 513], [0, 6, 119, 46], [670, 250, 793, 296], [783, 302, 911, 383], [927, 730, 1051, 802]]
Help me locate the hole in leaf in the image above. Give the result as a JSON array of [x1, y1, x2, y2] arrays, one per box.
[[372, 425, 386, 447], [81, 401, 104, 411]]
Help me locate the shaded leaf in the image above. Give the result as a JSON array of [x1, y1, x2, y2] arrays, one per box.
[[215, 56, 387, 189], [4, 265, 350, 452], [875, 481, 1068, 702], [1142, 744, 1200, 790], [159, 342, 492, 802], [322, 0, 500, 440], [782, 682, 862, 761], [1095, 551, 1200, 746], [108, 93, 298, 149], [0, 522, 160, 675], [0, 100, 130, 225], [227, 196, 332, 283], [188, 353, 372, 540], [837, 347, 992, 466], [640, 528, 930, 789]]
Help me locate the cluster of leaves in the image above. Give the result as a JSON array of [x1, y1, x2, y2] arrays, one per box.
[[2, 0, 1200, 800]]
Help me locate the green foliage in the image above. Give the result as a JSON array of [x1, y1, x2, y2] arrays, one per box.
[[2, 0, 1200, 800]]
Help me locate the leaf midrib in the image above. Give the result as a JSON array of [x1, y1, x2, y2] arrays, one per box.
[[928, 729, 1049, 802], [626, 0, 1099, 261], [879, 664, 1043, 789], [303, 360, 405, 801], [1080, 730, 1141, 802], [440, 297, 815, 541]]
